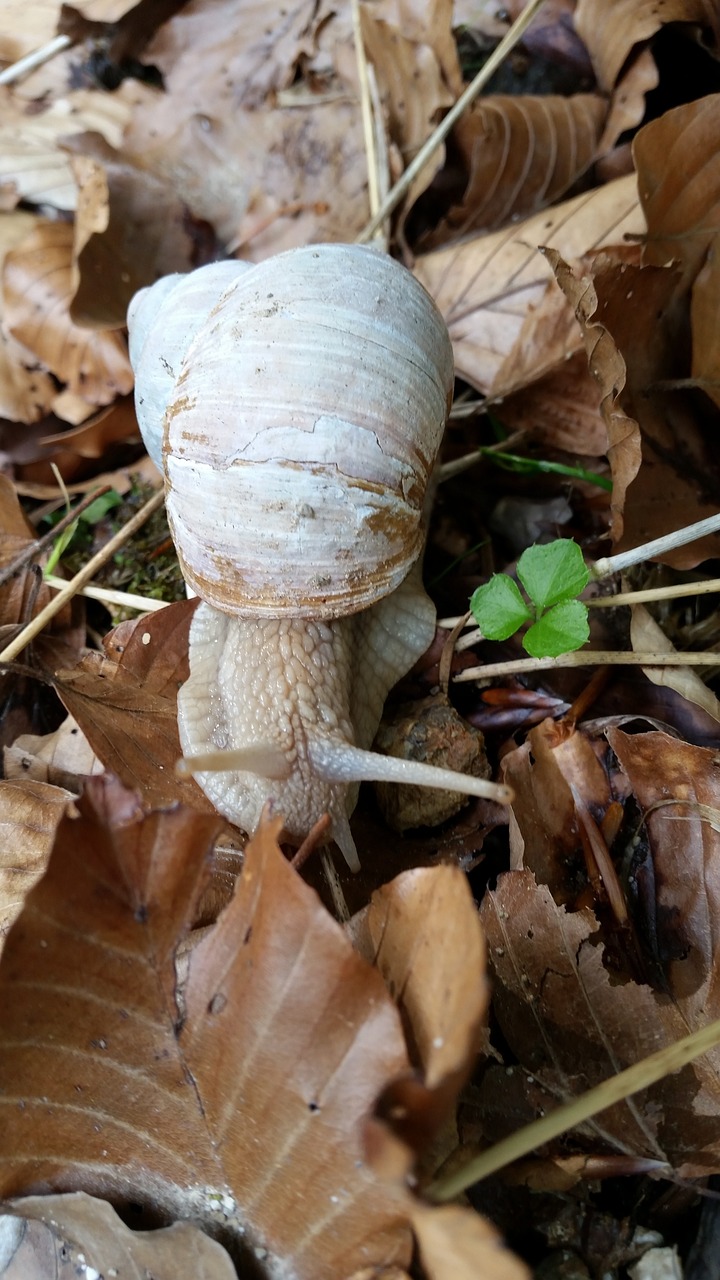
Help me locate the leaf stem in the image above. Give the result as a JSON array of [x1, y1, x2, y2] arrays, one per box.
[[454, 650, 720, 682], [427, 1013, 720, 1199], [355, 0, 547, 242], [592, 514, 720, 579], [0, 485, 111, 588], [0, 489, 165, 664], [586, 578, 720, 607]]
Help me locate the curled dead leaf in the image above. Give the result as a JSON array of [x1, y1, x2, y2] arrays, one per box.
[[3, 220, 133, 405], [425, 94, 606, 246], [414, 174, 644, 395]]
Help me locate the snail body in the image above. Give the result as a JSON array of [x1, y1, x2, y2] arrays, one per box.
[[129, 245, 507, 869]]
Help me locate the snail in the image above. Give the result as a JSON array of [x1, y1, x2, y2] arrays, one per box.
[[128, 244, 511, 869]]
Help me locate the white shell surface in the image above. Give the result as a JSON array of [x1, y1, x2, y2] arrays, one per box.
[[164, 244, 454, 617], [127, 260, 253, 468]]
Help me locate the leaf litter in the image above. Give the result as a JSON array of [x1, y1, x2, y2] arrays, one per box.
[[1, 0, 720, 1275]]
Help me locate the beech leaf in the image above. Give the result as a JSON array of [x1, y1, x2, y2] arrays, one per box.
[[0, 776, 524, 1277]]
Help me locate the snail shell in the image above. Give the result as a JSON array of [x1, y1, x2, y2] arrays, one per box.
[[127, 259, 253, 470], [127, 245, 494, 869], [162, 244, 454, 618]]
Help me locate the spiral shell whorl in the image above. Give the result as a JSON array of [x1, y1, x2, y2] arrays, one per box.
[[128, 259, 253, 469], [163, 244, 454, 618]]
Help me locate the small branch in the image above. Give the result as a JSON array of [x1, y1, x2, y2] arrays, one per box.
[[355, 0, 547, 243], [43, 574, 170, 614], [0, 34, 72, 85], [454, 650, 720, 682], [0, 486, 111, 587], [0, 489, 165, 664], [352, 0, 381, 230], [427, 1012, 720, 1198], [592, 513, 720, 579], [586, 578, 720, 608]]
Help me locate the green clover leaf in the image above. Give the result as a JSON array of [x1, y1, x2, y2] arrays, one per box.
[[522, 598, 589, 658], [470, 575, 533, 641], [516, 539, 589, 610]]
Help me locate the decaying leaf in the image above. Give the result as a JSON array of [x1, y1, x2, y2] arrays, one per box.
[[575, 0, 717, 92], [630, 604, 720, 725], [0, 777, 72, 948], [68, 134, 201, 327], [414, 174, 645, 395], [483, 721, 720, 1176], [0, 775, 524, 1279], [549, 250, 720, 557], [634, 96, 720, 410], [54, 600, 213, 813], [4, 713, 103, 788], [0, 87, 130, 212], [426, 94, 606, 245], [3, 219, 133, 404], [363, 865, 487, 1094], [0, 1191, 237, 1280]]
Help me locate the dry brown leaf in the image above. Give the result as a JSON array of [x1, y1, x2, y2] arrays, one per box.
[[480, 872, 686, 1162], [0, 88, 130, 212], [498, 348, 608, 458], [501, 717, 617, 904], [606, 728, 720, 1013], [54, 601, 214, 814], [597, 48, 659, 156], [630, 604, 720, 724], [67, 135, 201, 327], [40, 394, 140, 450], [575, 0, 716, 93], [1, 1191, 237, 1280], [0, 210, 57, 423], [4, 713, 103, 788], [0, 778, 71, 947], [549, 250, 720, 558], [427, 94, 606, 245], [119, 0, 366, 254], [483, 724, 720, 1175], [119, 0, 460, 258], [370, 0, 462, 97], [411, 1204, 530, 1280], [0, 776, 523, 1277], [635, 95, 720, 283], [3, 219, 133, 404], [545, 248, 641, 542], [360, 6, 454, 217], [634, 96, 720, 410], [365, 866, 487, 1093], [0, 0, 137, 61], [414, 174, 645, 395]]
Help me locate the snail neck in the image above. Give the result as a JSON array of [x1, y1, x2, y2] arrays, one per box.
[[177, 606, 363, 867]]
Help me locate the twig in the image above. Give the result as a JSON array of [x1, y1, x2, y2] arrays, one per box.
[[0, 486, 111, 587], [355, 0, 547, 243], [439, 611, 471, 695], [587, 578, 720, 608], [592, 514, 720, 579], [454, 650, 720, 682], [351, 0, 381, 227], [427, 1012, 720, 1198], [0, 34, 72, 86], [0, 489, 165, 664], [43, 574, 170, 614]]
